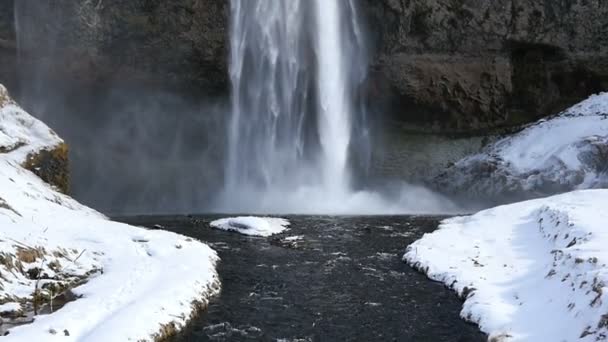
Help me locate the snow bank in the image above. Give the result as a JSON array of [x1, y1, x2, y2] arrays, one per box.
[[435, 93, 608, 202], [0, 85, 220, 341], [210, 216, 290, 237], [404, 189, 608, 341], [0, 84, 62, 163]]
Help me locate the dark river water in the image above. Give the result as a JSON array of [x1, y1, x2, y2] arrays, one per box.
[[118, 215, 485, 342]]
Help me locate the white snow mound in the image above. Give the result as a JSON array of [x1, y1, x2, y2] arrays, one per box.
[[0, 85, 220, 341], [405, 189, 608, 341], [210, 216, 290, 237], [435, 93, 608, 200]]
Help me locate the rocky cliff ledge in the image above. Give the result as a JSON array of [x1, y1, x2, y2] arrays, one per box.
[[1, 0, 607, 132], [0, 0, 228, 94], [363, 0, 608, 132], [0, 85, 69, 193]]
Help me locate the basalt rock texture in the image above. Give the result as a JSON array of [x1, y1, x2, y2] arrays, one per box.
[[0, 0, 607, 132], [1, 0, 229, 94], [362, 0, 608, 132]]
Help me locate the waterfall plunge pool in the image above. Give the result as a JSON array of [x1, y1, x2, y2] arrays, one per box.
[[117, 215, 485, 341]]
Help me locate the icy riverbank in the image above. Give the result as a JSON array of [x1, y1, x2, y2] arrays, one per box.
[[405, 190, 608, 341], [435, 93, 608, 202], [0, 85, 220, 341]]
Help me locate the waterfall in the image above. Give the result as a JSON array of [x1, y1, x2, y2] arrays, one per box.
[[13, 0, 60, 118], [315, 0, 351, 195], [221, 0, 369, 213], [12, 0, 455, 214]]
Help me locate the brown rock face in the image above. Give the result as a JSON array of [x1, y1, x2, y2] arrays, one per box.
[[362, 0, 608, 132], [1, 0, 607, 133], [1, 0, 229, 94]]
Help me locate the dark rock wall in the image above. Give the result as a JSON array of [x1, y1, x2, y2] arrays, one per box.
[[0, 0, 16, 90], [1, 0, 607, 132], [0, 0, 229, 214], [363, 0, 608, 132], [0, 0, 607, 211], [1, 0, 228, 94]]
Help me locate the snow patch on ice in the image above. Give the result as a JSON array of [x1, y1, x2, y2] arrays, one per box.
[[404, 189, 608, 341], [210, 216, 290, 237]]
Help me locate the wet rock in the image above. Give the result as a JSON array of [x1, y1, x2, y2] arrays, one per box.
[[433, 153, 590, 204], [433, 135, 608, 204], [576, 136, 608, 179]]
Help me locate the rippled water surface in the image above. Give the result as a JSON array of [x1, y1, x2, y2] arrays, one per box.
[[119, 215, 485, 342]]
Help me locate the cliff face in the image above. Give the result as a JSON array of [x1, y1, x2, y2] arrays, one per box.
[[2, 0, 228, 94], [363, 0, 608, 132], [0, 0, 607, 132]]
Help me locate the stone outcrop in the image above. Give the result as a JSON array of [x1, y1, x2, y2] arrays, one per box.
[[0, 84, 70, 194], [23, 143, 70, 194], [0, 0, 607, 131], [362, 0, 608, 132]]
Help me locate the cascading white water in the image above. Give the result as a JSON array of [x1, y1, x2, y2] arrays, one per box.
[[220, 0, 459, 215], [315, 0, 351, 196], [13, 0, 458, 215], [220, 0, 370, 212]]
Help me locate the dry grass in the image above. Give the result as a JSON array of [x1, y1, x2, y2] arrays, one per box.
[[149, 277, 221, 342], [0, 197, 21, 217], [22, 142, 70, 194], [16, 246, 45, 264], [0, 243, 100, 323], [0, 85, 15, 107]]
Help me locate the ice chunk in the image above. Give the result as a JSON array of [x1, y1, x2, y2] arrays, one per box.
[[210, 216, 290, 237]]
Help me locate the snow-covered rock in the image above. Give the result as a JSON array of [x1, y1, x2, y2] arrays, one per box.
[[404, 189, 608, 341], [210, 216, 290, 237], [434, 93, 608, 203], [0, 84, 220, 341]]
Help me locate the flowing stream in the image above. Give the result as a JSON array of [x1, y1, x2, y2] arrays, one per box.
[[119, 215, 486, 341]]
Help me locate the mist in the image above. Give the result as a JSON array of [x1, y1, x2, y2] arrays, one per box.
[[10, 0, 468, 216]]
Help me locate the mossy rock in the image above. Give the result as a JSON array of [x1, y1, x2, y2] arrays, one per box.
[[0, 84, 14, 107], [23, 143, 70, 194]]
